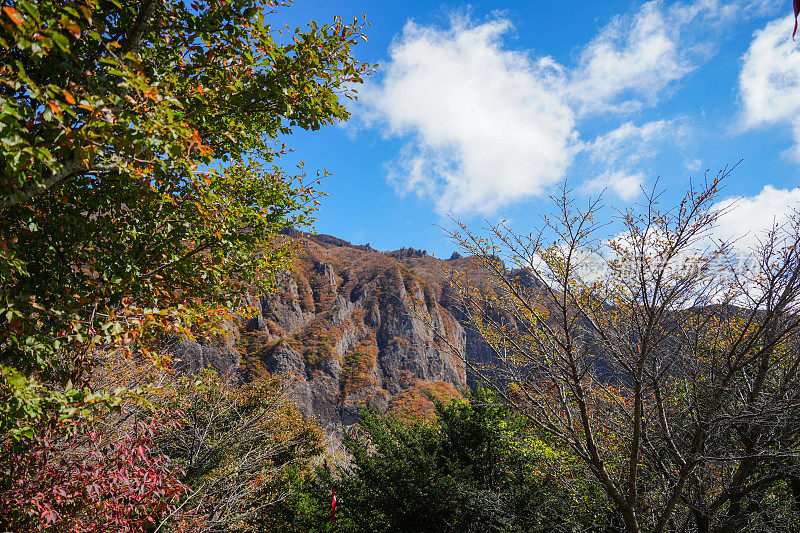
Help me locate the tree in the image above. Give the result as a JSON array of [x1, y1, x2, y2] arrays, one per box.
[[445, 174, 800, 532], [0, 0, 372, 438], [154, 369, 325, 532], [0, 343, 327, 531], [284, 389, 594, 533]]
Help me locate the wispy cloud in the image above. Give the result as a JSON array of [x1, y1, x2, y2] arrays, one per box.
[[568, 3, 692, 115], [585, 120, 685, 165], [581, 119, 689, 199]]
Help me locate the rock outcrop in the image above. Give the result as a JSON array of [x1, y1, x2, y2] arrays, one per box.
[[171, 232, 512, 437], [236, 234, 483, 436]]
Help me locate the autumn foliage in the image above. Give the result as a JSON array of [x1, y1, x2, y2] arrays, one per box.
[[0, 417, 189, 532], [0, 0, 370, 530], [446, 175, 800, 532], [0, 0, 372, 437]]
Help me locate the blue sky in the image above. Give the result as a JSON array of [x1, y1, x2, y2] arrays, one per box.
[[276, 0, 800, 257]]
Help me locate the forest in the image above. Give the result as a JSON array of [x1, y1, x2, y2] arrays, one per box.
[[1, 1, 800, 532]]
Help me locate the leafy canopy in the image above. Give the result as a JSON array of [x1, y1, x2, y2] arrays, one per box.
[[284, 389, 596, 533], [0, 0, 372, 438]]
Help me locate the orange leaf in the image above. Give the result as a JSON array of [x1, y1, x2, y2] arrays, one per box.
[[3, 6, 23, 26], [63, 90, 76, 105], [66, 24, 81, 38], [47, 101, 62, 115]]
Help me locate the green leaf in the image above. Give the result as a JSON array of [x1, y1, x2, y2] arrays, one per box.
[[17, 1, 39, 21], [51, 32, 70, 52]]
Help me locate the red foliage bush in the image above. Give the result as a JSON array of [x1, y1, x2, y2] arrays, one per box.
[[0, 417, 189, 532]]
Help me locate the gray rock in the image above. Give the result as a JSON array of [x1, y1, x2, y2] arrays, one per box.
[[177, 235, 505, 439]]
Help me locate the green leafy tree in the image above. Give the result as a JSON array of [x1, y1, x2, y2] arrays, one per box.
[[0, 0, 372, 438], [283, 389, 595, 533]]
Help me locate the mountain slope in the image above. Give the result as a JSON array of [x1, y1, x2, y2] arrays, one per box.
[[166, 231, 512, 436], [235, 232, 486, 435]]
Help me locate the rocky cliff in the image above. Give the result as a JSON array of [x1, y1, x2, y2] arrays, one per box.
[[236, 233, 486, 436], [170, 232, 506, 436]]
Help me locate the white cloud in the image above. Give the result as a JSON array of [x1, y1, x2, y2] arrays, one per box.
[[586, 120, 677, 165], [583, 170, 645, 201], [363, 1, 775, 215], [602, 184, 800, 258], [712, 185, 800, 251], [568, 3, 692, 115], [739, 15, 800, 159], [362, 17, 577, 215], [684, 158, 704, 171], [567, 0, 763, 115], [740, 0, 784, 17], [583, 120, 689, 200]]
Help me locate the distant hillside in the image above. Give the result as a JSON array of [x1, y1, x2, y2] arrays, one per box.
[[172, 231, 505, 436]]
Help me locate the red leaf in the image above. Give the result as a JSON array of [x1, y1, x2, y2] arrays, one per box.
[[795, 0, 800, 40]]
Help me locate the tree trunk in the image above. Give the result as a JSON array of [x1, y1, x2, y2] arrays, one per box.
[[790, 476, 800, 517], [621, 508, 641, 533], [693, 509, 710, 533]]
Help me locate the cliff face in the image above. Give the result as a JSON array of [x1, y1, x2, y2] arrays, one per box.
[[233, 234, 483, 435], [165, 232, 506, 435]]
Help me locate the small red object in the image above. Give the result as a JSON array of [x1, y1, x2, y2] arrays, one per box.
[[794, 0, 800, 40], [330, 487, 337, 523]]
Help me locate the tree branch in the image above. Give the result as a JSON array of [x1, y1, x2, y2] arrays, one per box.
[[122, 0, 161, 54]]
